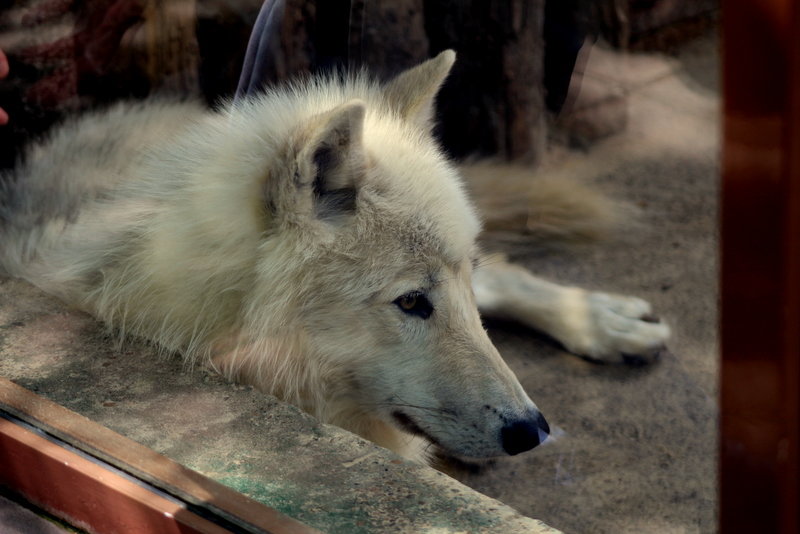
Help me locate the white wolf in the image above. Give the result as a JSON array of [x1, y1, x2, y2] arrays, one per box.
[[0, 51, 669, 463]]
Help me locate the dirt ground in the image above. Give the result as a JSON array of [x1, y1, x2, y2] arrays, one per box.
[[449, 31, 719, 534]]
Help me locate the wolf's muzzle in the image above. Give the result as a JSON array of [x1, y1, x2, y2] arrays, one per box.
[[500, 411, 550, 455]]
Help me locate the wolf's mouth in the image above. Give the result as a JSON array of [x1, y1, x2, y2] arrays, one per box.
[[391, 410, 441, 447]]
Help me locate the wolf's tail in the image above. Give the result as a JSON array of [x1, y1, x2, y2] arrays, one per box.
[[460, 161, 627, 245]]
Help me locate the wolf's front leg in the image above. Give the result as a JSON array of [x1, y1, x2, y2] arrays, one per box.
[[472, 256, 670, 364]]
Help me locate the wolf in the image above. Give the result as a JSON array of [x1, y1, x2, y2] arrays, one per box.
[[0, 51, 669, 463]]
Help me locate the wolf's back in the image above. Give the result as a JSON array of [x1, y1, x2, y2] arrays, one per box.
[[1, 100, 200, 237], [0, 100, 204, 295], [0, 73, 401, 355]]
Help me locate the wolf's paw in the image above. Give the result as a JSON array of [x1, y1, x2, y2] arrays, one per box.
[[558, 291, 670, 365]]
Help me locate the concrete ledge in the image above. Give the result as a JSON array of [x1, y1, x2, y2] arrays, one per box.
[[0, 276, 559, 534]]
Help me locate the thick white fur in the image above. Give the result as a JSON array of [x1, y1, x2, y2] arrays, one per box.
[[0, 51, 668, 462]]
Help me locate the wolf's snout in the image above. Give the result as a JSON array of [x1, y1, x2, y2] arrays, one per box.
[[500, 411, 550, 455]]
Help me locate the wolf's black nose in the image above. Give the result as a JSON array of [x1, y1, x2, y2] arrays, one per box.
[[500, 411, 550, 455]]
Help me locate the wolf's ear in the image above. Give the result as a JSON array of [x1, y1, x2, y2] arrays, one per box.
[[385, 49, 455, 128], [295, 100, 366, 220]]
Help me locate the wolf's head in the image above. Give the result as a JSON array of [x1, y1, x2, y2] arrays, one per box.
[[233, 51, 548, 459]]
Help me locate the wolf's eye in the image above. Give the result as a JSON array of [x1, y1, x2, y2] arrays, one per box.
[[394, 292, 433, 319]]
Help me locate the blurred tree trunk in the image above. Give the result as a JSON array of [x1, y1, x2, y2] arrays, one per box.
[[268, 0, 547, 163], [140, 0, 200, 93]]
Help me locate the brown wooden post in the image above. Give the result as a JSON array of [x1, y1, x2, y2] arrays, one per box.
[[141, 0, 200, 94], [720, 0, 800, 532]]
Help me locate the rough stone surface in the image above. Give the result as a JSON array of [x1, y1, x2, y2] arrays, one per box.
[[0, 278, 557, 534]]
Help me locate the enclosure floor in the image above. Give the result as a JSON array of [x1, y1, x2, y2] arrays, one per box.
[[452, 31, 719, 534]]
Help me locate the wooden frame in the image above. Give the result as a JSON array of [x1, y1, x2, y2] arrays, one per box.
[[720, 0, 800, 532], [0, 378, 318, 534], [0, 414, 231, 534]]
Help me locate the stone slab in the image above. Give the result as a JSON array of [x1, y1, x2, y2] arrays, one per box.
[[0, 276, 559, 534]]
